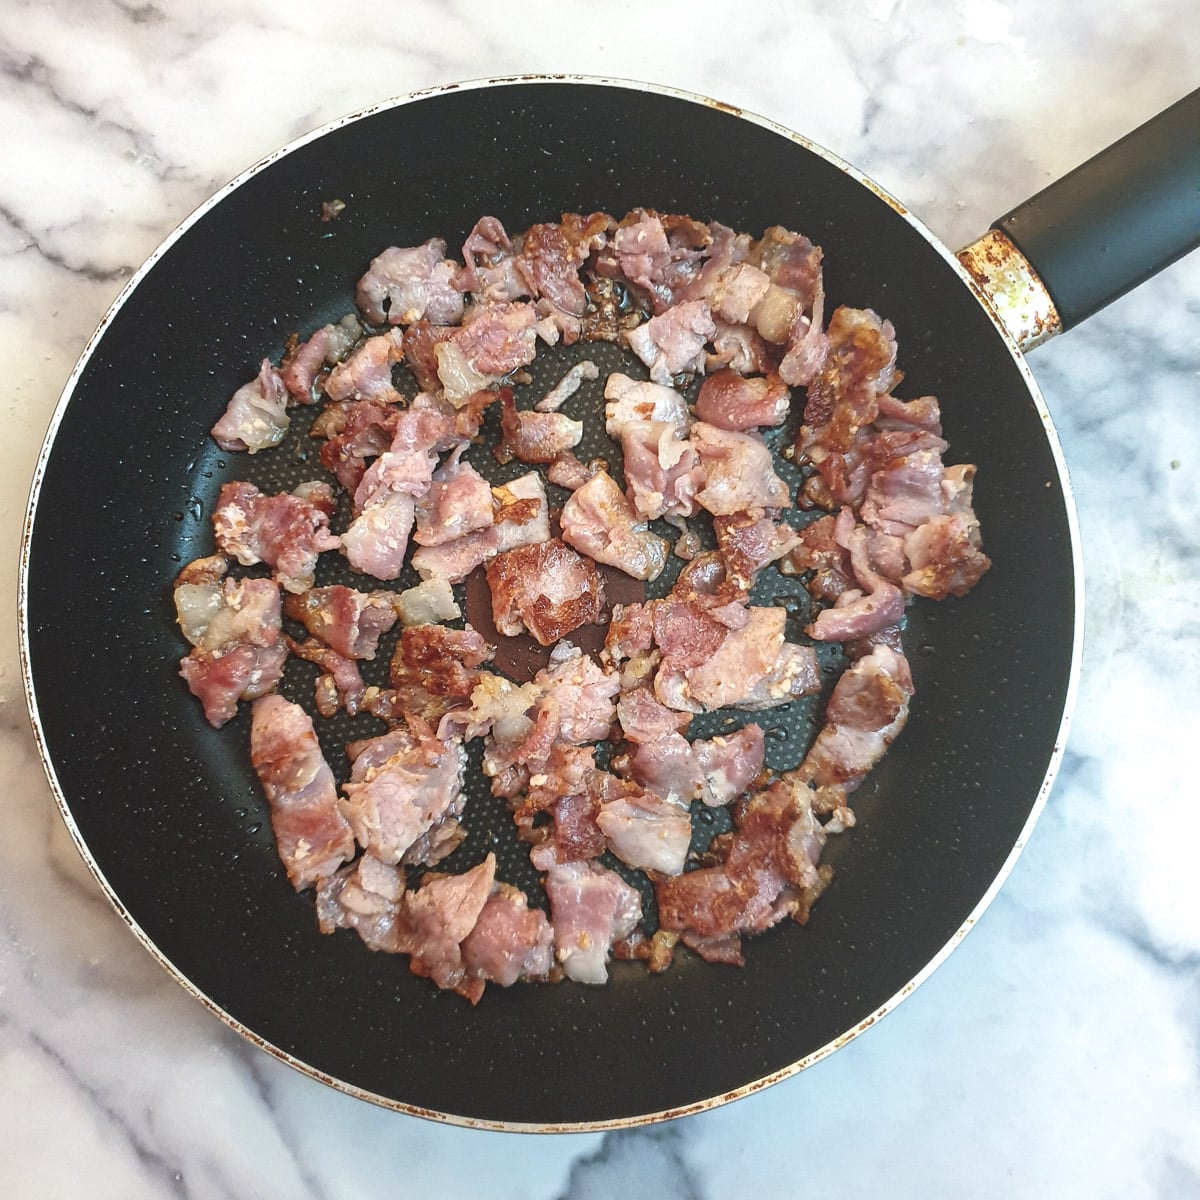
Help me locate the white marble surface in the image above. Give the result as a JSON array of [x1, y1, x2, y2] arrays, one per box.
[[3, 0, 1199, 1194]]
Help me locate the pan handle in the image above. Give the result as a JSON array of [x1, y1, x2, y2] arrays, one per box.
[[957, 88, 1200, 351]]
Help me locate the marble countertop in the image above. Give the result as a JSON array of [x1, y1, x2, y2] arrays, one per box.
[[3, 1, 1198, 1194]]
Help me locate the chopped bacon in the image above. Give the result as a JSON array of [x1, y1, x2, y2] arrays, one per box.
[[384, 623, 494, 727], [694, 370, 790, 431], [714, 508, 801, 590], [451, 301, 540, 376], [249, 695, 356, 889], [312, 398, 402, 495], [403, 320, 456, 392], [625, 299, 716, 384], [177, 573, 288, 727], [536, 359, 599, 411], [340, 724, 467, 866], [806, 512, 906, 642], [494, 390, 583, 465], [287, 635, 365, 716], [596, 788, 692, 876], [796, 306, 898, 509], [458, 216, 526, 303], [485, 538, 605, 646], [707, 320, 781, 376], [619, 421, 701, 522], [546, 450, 603, 491], [394, 855, 496, 1000], [414, 454, 494, 547], [279, 315, 360, 403], [603, 371, 690, 437], [283, 585, 398, 660], [517, 222, 589, 325], [533, 645, 620, 744], [544, 860, 642, 984], [356, 240, 465, 327], [461, 883, 555, 987], [211, 359, 289, 454], [799, 644, 913, 790], [655, 775, 826, 952], [611, 210, 713, 314], [323, 330, 405, 403], [395, 577, 462, 627], [617, 687, 692, 743], [691, 422, 791, 515], [692, 725, 766, 805], [657, 604, 820, 713], [560, 470, 669, 582], [316, 854, 407, 950], [212, 480, 339, 595]]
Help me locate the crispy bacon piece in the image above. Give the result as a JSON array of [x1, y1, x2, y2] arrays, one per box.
[[485, 538, 606, 646], [714, 508, 801, 590], [655, 775, 826, 959], [212, 480, 339, 594], [249, 695, 356, 889], [798, 644, 913, 790], [312, 398, 402, 495]]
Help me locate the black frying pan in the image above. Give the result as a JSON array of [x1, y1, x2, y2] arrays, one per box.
[[19, 78, 1199, 1130]]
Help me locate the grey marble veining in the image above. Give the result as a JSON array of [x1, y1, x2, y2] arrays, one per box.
[[2, 0, 1199, 1195]]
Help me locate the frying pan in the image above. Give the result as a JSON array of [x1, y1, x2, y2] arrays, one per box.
[[19, 78, 1200, 1131]]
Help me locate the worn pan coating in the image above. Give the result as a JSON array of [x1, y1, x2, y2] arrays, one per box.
[[21, 78, 1086, 1130]]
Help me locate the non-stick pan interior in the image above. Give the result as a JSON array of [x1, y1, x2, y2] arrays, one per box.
[[24, 81, 1075, 1127]]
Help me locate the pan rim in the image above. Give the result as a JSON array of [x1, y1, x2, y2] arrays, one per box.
[[17, 72, 1085, 1132]]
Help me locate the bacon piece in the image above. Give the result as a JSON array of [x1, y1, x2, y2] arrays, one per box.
[[458, 216, 526, 303], [692, 725, 766, 806], [714, 508, 802, 590], [396, 577, 462, 627], [287, 637, 366, 716], [691, 422, 791, 515], [279, 315, 360, 403], [403, 320, 456, 392], [536, 359, 599, 412], [544, 860, 642, 984], [560, 470, 668, 582], [383, 623, 494, 728], [356, 240, 465, 326], [603, 372, 690, 437], [312, 398, 402, 494], [323, 330, 405, 403], [799, 644, 913, 790], [657, 604, 820, 713], [394, 855, 497, 1001], [596, 789, 692, 876], [211, 359, 289, 454], [694, 370, 790, 431], [414, 455, 494, 547], [517, 222, 589, 323], [176, 572, 288, 728], [485, 539, 605, 646], [655, 775, 826, 951], [625, 299, 716, 384], [316, 854, 407, 950], [283, 585, 398, 659], [451, 301, 540, 376], [796, 306, 898, 509], [461, 883, 555, 987], [806, 513, 906, 642], [619, 421, 701, 522], [533, 645, 620, 744], [212, 480, 339, 595], [611, 210, 713, 314], [707, 320, 781, 376], [494, 391, 583, 465], [706, 262, 771, 325], [249, 695, 356, 889], [340, 724, 467, 866]]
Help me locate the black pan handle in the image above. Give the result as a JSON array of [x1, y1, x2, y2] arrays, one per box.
[[993, 88, 1200, 331]]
